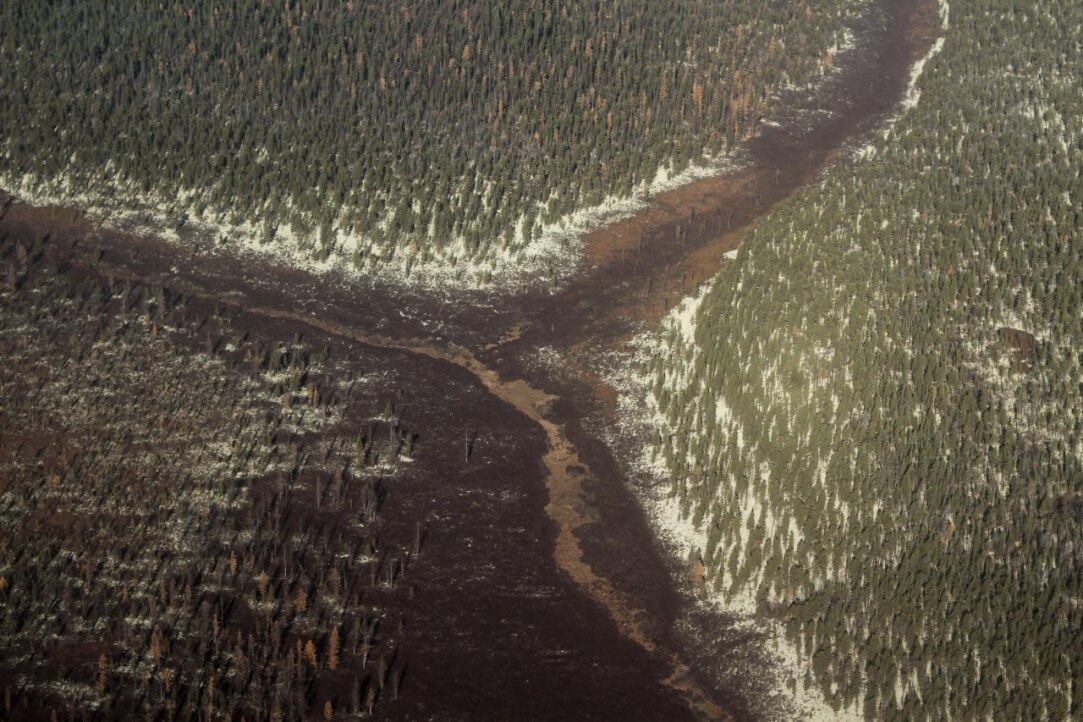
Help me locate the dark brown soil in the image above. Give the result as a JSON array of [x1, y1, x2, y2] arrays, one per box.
[[997, 327, 1039, 372], [0, 0, 941, 719]]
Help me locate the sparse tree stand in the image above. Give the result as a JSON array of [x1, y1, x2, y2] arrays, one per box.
[[0, 247, 432, 720]]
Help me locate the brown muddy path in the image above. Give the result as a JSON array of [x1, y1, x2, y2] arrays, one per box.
[[0, 0, 940, 718]]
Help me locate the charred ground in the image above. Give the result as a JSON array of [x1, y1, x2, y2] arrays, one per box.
[[0, 230, 692, 721]]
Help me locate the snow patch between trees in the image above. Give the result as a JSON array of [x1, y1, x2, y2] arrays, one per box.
[[0, 150, 745, 297], [603, 7, 953, 720], [603, 302, 861, 721]]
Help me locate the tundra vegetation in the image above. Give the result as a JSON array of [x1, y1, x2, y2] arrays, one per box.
[[0, 0, 858, 273], [647, 0, 1083, 718]]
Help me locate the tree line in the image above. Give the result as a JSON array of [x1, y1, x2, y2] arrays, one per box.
[[648, 0, 1083, 718], [0, 0, 856, 272]]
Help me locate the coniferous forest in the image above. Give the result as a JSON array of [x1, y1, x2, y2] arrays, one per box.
[[1, 0, 854, 273], [3, 0, 1080, 719], [648, 0, 1083, 718]]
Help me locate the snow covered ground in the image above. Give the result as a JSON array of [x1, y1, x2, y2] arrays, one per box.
[[0, 149, 746, 297]]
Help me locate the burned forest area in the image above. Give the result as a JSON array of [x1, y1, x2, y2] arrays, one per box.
[[0, 227, 696, 722], [5, 0, 1077, 720]]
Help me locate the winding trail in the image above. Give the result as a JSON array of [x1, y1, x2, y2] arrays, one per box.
[[0, 0, 942, 718]]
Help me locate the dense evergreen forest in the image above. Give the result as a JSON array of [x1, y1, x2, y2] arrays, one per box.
[[0, 0, 857, 280], [648, 0, 1082, 719]]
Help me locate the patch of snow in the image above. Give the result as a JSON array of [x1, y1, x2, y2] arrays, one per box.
[[1, 149, 746, 297]]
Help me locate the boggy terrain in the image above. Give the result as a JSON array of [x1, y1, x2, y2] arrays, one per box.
[[0, 0, 940, 719]]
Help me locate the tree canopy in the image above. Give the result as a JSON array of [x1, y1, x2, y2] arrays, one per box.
[[648, 0, 1083, 718]]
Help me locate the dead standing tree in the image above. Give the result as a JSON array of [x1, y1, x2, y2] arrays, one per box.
[[463, 425, 478, 462]]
